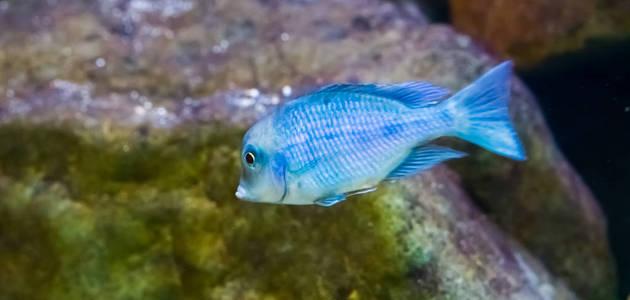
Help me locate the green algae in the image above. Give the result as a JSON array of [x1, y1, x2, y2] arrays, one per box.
[[0, 123, 434, 300]]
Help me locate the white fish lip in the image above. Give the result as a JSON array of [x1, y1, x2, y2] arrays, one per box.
[[235, 185, 248, 200]]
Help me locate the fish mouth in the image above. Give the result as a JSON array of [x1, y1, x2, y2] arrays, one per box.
[[235, 181, 287, 203], [235, 185, 249, 200]]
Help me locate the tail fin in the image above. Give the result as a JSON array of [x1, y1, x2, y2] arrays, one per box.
[[443, 61, 526, 160]]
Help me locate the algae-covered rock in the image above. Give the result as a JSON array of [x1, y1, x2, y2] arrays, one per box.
[[0, 124, 576, 299], [0, 0, 616, 299]]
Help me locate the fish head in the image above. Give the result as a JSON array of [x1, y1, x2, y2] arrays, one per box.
[[235, 117, 287, 203]]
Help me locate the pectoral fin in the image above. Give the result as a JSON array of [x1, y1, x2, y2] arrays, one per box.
[[289, 158, 319, 176], [386, 145, 466, 180]]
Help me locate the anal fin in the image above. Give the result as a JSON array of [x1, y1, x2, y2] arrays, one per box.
[[386, 145, 466, 180]]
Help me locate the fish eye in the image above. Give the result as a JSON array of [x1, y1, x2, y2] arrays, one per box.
[[245, 152, 255, 165]]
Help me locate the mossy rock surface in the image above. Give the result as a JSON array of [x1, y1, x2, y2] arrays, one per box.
[[0, 123, 576, 299]]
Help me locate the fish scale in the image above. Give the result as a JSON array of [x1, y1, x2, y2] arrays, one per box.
[[278, 94, 433, 191]]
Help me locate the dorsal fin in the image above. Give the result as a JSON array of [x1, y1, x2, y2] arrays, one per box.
[[313, 82, 450, 108]]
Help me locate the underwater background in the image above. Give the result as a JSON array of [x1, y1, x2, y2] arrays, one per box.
[[0, 0, 628, 299], [520, 41, 630, 300]]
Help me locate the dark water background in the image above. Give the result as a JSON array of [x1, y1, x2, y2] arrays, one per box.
[[519, 40, 630, 299], [419, 2, 630, 298]]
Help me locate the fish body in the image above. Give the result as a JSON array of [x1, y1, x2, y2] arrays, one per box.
[[235, 61, 525, 206]]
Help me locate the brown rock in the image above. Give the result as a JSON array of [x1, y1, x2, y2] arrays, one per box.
[[450, 0, 630, 66]]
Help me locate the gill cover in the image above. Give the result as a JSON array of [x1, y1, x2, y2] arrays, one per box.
[[270, 153, 288, 202]]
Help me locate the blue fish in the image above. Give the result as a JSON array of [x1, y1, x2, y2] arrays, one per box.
[[235, 61, 525, 206]]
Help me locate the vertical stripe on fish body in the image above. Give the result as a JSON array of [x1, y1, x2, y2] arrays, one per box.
[[276, 90, 452, 202]]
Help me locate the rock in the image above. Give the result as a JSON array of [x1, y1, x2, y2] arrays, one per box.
[[0, 124, 576, 299], [449, 0, 630, 66], [0, 0, 615, 299]]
